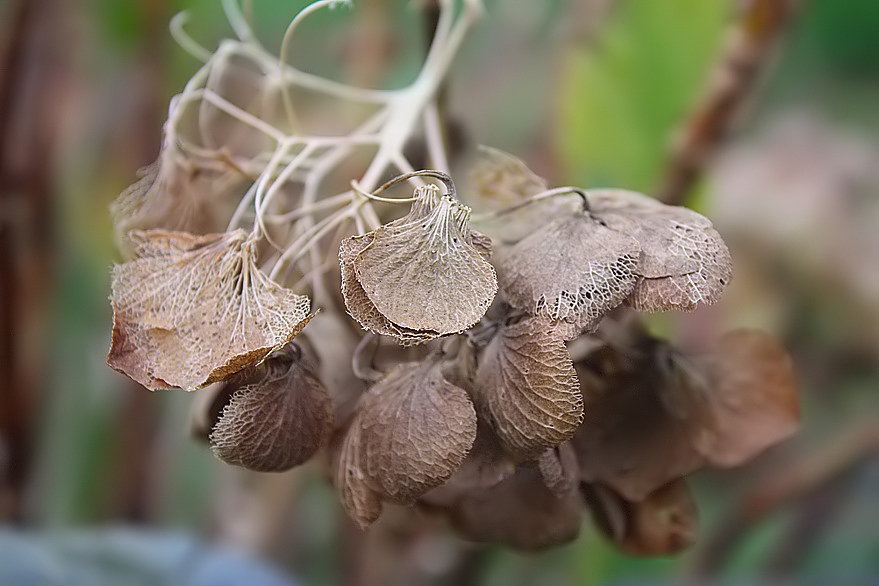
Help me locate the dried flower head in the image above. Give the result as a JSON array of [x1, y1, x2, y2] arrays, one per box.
[[335, 356, 477, 526], [341, 184, 497, 344], [108, 229, 313, 390], [587, 189, 733, 312], [210, 343, 334, 472], [496, 211, 641, 335], [474, 314, 583, 461]]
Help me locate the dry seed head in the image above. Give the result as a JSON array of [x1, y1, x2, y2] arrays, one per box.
[[210, 344, 334, 472], [342, 184, 497, 342], [587, 189, 733, 312], [496, 213, 640, 335], [108, 229, 313, 390], [474, 315, 584, 461], [356, 359, 477, 504]]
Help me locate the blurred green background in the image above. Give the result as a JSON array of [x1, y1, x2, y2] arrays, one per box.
[[2, 0, 878, 584]]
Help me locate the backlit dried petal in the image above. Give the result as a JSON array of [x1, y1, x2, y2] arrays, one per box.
[[469, 146, 548, 205], [584, 479, 697, 556], [210, 344, 334, 472], [474, 315, 584, 461], [588, 189, 733, 312], [496, 213, 640, 334], [690, 329, 800, 467], [108, 229, 313, 390], [344, 184, 497, 341], [353, 358, 477, 507]]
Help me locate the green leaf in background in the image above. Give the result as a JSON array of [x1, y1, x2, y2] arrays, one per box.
[[557, 0, 728, 192]]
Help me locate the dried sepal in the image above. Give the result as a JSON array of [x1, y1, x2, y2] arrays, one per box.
[[688, 329, 800, 467], [583, 478, 697, 556], [341, 184, 497, 343], [108, 229, 313, 390], [209, 344, 334, 472], [474, 315, 584, 461], [496, 212, 640, 335], [334, 415, 384, 530], [588, 189, 733, 312], [573, 346, 704, 501]]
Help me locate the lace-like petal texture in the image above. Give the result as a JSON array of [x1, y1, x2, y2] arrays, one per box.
[[109, 229, 313, 390], [474, 316, 584, 461], [588, 190, 733, 311], [210, 345, 333, 472], [496, 213, 641, 334], [341, 184, 497, 344]]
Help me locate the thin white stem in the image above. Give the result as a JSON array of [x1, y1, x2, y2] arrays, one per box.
[[423, 100, 450, 172], [221, 0, 260, 46], [169, 12, 213, 63], [265, 190, 354, 224], [201, 89, 288, 143], [269, 204, 360, 281], [471, 186, 588, 223], [255, 142, 321, 229]]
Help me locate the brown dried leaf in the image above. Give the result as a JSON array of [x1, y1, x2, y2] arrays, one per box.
[[573, 347, 705, 501], [440, 465, 583, 550], [108, 229, 313, 390], [357, 358, 477, 505], [210, 344, 334, 472], [348, 184, 497, 338], [690, 329, 800, 467], [588, 189, 733, 312], [496, 213, 640, 334], [474, 315, 584, 461], [583, 479, 697, 556]]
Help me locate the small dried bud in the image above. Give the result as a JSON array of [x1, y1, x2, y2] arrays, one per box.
[[210, 344, 334, 472], [474, 315, 584, 461], [496, 212, 641, 335], [108, 229, 313, 390], [340, 184, 497, 344]]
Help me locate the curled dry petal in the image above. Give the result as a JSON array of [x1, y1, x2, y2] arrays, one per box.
[[689, 329, 800, 467], [334, 415, 383, 530], [588, 189, 733, 312], [537, 442, 580, 498], [108, 229, 313, 390], [583, 478, 697, 556], [474, 315, 584, 461], [496, 213, 640, 335], [341, 184, 497, 343], [210, 344, 334, 472], [573, 347, 704, 501]]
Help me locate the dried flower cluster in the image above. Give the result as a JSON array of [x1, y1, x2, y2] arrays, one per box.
[[106, 0, 799, 554]]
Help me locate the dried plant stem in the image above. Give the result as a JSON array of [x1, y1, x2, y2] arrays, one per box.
[[472, 186, 586, 222], [655, 0, 793, 205]]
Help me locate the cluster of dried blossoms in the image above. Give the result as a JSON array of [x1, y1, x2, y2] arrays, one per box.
[[106, 0, 799, 553]]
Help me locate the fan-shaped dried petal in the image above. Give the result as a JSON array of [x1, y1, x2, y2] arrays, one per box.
[[690, 329, 800, 467], [210, 345, 333, 472], [583, 479, 697, 556], [339, 233, 437, 345], [334, 415, 383, 530], [496, 213, 640, 334], [573, 348, 704, 501], [588, 189, 733, 312], [440, 466, 583, 551], [108, 229, 313, 390], [356, 359, 477, 504], [349, 185, 497, 337], [474, 315, 584, 461]]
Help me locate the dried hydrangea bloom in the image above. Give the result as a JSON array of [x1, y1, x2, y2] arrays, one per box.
[[587, 189, 733, 312], [109, 229, 313, 390], [335, 357, 477, 526], [210, 344, 333, 472], [341, 184, 497, 343], [583, 478, 697, 556], [110, 140, 240, 259], [474, 315, 584, 461], [573, 346, 705, 501], [432, 465, 583, 551], [687, 329, 800, 467], [496, 211, 641, 335]]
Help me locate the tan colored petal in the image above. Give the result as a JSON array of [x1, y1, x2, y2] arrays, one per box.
[[474, 315, 584, 461], [351, 185, 497, 336], [469, 146, 548, 206], [358, 359, 477, 504], [496, 213, 640, 333], [210, 344, 334, 472], [333, 415, 383, 529], [108, 229, 313, 390], [690, 329, 800, 467], [588, 189, 732, 312]]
